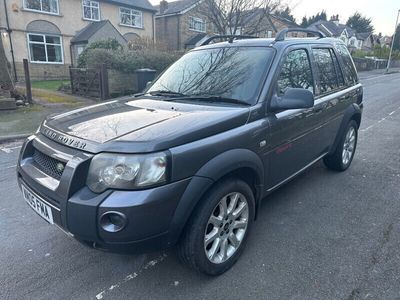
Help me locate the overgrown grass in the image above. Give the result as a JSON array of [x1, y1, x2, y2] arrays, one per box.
[[31, 80, 69, 91]]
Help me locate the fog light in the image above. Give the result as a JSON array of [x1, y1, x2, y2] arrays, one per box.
[[100, 211, 127, 233]]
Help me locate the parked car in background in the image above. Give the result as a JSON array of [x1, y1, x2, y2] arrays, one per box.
[[17, 29, 363, 275]]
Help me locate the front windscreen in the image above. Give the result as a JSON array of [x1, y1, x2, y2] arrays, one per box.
[[147, 47, 274, 105]]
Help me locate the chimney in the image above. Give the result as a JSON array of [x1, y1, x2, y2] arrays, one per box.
[[160, 0, 168, 14]]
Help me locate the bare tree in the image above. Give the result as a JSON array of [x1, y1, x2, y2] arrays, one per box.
[[0, 34, 13, 89], [201, 0, 282, 36]]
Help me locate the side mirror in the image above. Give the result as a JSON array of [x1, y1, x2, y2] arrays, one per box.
[[270, 88, 314, 111]]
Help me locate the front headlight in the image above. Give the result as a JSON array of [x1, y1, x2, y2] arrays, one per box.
[[87, 152, 167, 193]]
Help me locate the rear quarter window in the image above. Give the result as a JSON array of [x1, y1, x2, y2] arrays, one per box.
[[335, 44, 359, 86]]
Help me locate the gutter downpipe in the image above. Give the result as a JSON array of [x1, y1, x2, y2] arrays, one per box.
[[3, 0, 18, 82]]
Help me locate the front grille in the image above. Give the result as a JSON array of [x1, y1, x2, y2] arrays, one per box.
[[32, 149, 66, 180]]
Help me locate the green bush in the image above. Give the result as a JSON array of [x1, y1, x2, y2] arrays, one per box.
[[78, 38, 182, 73], [77, 38, 123, 68], [351, 45, 400, 60], [81, 48, 180, 73]]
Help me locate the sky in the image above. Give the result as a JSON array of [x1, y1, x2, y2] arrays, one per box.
[[149, 0, 399, 36], [289, 0, 399, 35]]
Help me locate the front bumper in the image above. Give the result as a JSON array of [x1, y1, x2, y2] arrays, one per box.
[[17, 134, 192, 253]]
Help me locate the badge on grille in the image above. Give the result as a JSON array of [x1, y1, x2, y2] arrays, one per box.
[[56, 162, 65, 173]]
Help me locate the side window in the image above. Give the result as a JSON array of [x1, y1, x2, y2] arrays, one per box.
[[330, 49, 345, 88], [277, 49, 314, 95], [312, 48, 339, 95], [335, 44, 358, 85]]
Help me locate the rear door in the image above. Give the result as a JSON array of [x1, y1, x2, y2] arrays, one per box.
[[310, 46, 348, 149]]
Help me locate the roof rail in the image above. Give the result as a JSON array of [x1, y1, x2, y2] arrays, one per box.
[[200, 35, 257, 46], [275, 28, 325, 42]]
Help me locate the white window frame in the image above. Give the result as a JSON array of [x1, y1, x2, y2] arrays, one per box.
[[23, 0, 60, 15], [119, 7, 143, 29], [27, 33, 64, 64], [82, 0, 100, 21], [189, 16, 206, 33]]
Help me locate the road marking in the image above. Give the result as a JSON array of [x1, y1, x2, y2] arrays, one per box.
[[95, 254, 168, 300], [0, 145, 21, 154], [0, 148, 12, 154], [5, 165, 17, 169], [360, 108, 398, 133]]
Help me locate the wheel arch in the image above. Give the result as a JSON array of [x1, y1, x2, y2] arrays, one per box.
[[167, 149, 264, 246], [329, 103, 362, 155]]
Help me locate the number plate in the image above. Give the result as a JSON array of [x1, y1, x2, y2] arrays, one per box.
[[22, 184, 54, 224]]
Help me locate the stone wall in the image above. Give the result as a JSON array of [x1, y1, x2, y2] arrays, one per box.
[[15, 62, 70, 81], [108, 70, 138, 97]]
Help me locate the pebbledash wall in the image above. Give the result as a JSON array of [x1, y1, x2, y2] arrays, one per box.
[[0, 0, 155, 81]]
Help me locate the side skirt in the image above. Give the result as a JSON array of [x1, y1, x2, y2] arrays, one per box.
[[266, 152, 328, 193]]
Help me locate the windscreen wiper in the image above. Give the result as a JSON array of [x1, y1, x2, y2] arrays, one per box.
[[172, 95, 251, 106], [148, 90, 187, 97]]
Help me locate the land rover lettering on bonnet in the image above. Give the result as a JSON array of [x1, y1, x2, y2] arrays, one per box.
[[17, 29, 363, 276]]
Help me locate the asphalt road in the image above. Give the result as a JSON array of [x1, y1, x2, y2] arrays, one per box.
[[1, 71, 400, 300]]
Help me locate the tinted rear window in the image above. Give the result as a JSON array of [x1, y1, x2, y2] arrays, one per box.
[[335, 44, 358, 85], [312, 48, 339, 95]]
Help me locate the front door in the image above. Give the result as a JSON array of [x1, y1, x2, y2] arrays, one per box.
[[265, 47, 326, 190]]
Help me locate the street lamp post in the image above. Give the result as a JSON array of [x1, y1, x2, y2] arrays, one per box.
[[386, 9, 400, 73]]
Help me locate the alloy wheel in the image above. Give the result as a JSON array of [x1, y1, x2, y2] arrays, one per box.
[[342, 127, 356, 165], [204, 192, 249, 264]]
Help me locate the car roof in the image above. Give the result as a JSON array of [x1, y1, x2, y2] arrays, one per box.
[[195, 37, 343, 51]]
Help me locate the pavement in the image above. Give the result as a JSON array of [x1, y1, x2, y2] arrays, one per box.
[[0, 88, 96, 139], [1, 71, 400, 299]]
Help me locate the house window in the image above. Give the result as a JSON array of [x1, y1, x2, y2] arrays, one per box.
[[83, 0, 100, 21], [28, 33, 63, 64], [266, 30, 273, 38], [120, 7, 143, 28], [189, 17, 206, 33], [24, 0, 59, 14]]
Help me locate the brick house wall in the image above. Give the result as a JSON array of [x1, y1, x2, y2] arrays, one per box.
[[155, 1, 215, 51]]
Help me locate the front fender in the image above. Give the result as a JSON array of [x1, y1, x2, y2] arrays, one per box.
[[166, 149, 264, 246]]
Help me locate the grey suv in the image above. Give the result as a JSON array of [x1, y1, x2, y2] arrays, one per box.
[[17, 29, 363, 275]]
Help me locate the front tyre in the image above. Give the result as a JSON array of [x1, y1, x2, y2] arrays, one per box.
[[324, 120, 358, 171], [178, 179, 255, 276]]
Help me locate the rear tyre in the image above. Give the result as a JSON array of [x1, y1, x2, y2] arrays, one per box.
[[178, 179, 255, 276], [323, 120, 358, 171]]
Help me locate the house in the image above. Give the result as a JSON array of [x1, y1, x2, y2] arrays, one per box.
[[155, 0, 215, 50], [307, 19, 373, 51], [0, 0, 157, 81], [379, 35, 393, 48], [241, 9, 302, 38], [155, 0, 302, 51]]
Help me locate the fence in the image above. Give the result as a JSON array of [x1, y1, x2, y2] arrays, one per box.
[[352, 57, 400, 71], [69, 64, 109, 100], [69, 65, 156, 101]]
